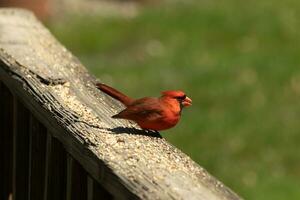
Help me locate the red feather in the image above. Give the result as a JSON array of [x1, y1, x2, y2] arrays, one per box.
[[97, 83, 192, 131]]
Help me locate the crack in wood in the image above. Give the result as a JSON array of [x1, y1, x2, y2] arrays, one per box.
[[0, 8, 243, 200]]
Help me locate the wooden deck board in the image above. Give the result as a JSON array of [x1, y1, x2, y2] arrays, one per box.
[[0, 8, 242, 200]]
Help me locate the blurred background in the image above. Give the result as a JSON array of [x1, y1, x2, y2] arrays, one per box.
[[1, 0, 300, 199]]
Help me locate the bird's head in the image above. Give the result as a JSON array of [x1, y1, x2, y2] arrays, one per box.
[[161, 90, 192, 107]]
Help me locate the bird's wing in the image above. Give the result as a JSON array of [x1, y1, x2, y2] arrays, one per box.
[[113, 97, 164, 121]]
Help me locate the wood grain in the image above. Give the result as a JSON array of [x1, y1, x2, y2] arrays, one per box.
[[0, 8, 242, 200]]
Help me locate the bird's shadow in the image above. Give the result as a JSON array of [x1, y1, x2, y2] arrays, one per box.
[[75, 119, 162, 138], [107, 127, 162, 138]]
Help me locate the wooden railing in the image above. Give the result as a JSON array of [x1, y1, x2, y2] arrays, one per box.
[[0, 8, 242, 200]]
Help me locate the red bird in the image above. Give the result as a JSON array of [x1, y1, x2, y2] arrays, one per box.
[[96, 83, 192, 131]]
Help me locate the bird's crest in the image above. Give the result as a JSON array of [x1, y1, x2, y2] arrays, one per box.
[[161, 90, 186, 99]]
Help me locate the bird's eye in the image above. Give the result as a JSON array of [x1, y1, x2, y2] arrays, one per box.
[[176, 95, 186, 100]]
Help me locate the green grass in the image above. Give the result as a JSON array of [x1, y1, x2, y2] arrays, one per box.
[[48, 0, 300, 199]]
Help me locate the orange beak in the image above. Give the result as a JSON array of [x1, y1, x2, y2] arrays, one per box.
[[182, 96, 192, 107]]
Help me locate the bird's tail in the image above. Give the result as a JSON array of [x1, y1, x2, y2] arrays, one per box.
[[96, 83, 133, 107]]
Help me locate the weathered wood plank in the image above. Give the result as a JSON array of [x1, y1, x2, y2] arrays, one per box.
[[87, 176, 113, 200], [66, 155, 88, 200], [12, 98, 30, 200], [0, 65, 137, 199], [28, 114, 47, 200], [43, 133, 52, 200], [66, 155, 73, 200], [0, 8, 242, 200], [43, 132, 67, 200], [0, 82, 14, 200]]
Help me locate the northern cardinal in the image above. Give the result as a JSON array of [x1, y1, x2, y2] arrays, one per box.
[[96, 83, 192, 131]]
